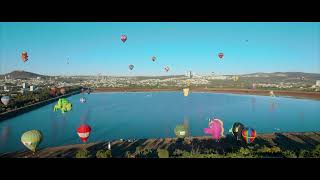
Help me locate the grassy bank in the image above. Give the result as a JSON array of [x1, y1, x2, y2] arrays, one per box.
[[2, 132, 320, 158]]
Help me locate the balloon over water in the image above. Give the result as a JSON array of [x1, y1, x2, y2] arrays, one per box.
[[77, 124, 91, 143], [1, 96, 10, 106], [21, 130, 42, 152], [204, 118, 224, 140]]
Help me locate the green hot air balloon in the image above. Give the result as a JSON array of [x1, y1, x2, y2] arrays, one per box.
[[174, 124, 189, 139], [21, 130, 43, 152]]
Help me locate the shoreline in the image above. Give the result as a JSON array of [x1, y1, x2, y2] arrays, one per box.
[[0, 91, 81, 122], [1, 131, 319, 158], [93, 87, 320, 100]]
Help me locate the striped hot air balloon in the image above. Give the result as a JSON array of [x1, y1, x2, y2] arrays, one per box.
[[21, 130, 43, 152], [242, 127, 257, 144], [77, 124, 91, 143]]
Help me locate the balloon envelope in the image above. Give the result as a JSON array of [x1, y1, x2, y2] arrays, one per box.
[[129, 64, 134, 70], [21, 51, 28, 62], [152, 56, 156, 62], [121, 35, 127, 43], [218, 53, 224, 59], [1, 96, 10, 106], [80, 97, 86, 103], [204, 118, 224, 140], [242, 127, 257, 144], [229, 122, 245, 140], [77, 124, 91, 143], [21, 130, 42, 152], [183, 88, 189, 97], [60, 88, 66, 95]]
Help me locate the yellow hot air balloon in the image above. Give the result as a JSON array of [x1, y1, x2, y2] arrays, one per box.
[[183, 88, 190, 97]]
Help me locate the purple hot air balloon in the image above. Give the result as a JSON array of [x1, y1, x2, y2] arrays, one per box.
[[121, 35, 127, 43], [204, 118, 224, 140]]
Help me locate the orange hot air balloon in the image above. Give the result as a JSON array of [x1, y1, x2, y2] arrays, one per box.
[[60, 88, 66, 95]]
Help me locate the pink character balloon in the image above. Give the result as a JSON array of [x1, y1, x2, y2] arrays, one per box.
[[204, 118, 224, 140]]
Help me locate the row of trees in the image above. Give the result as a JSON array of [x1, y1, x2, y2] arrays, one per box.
[[0, 86, 82, 113]]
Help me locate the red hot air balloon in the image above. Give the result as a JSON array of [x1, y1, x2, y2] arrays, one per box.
[[50, 87, 57, 97], [121, 35, 127, 43], [21, 51, 29, 62], [77, 124, 91, 143], [218, 53, 224, 59]]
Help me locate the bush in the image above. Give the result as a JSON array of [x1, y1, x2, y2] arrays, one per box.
[[311, 145, 320, 157], [75, 149, 91, 158], [282, 150, 297, 158], [157, 149, 169, 158], [299, 150, 311, 158], [96, 150, 112, 158]]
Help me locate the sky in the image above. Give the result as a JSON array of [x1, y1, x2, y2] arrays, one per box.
[[0, 22, 319, 76]]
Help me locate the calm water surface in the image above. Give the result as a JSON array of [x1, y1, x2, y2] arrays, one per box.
[[0, 92, 319, 153]]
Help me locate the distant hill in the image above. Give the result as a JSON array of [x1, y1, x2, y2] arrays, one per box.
[[0, 71, 48, 79], [242, 72, 320, 79]]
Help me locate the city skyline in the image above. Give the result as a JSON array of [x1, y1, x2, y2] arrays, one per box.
[[1, 22, 319, 76]]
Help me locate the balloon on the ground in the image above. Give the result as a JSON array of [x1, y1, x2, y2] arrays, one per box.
[[53, 98, 72, 113], [50, 87, 57, 97], [204, 118, 224, 140], [60, 88, 66, 95], [121, 35, 127, 43], [229, 122, 245, 140], [1, 96, 10, 106], [21, 51, 28, 62], [174, 124, 188, 138], [183, 88, 189, 97], [80, 97, 86, 103], [77, 124, 91, 143], [218, 53, 224, 59], [242, 127, 257, 144], [129, 64, 134, 70], [21, 130, 42, 152]]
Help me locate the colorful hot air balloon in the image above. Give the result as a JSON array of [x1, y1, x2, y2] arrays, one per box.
[[218, 53, 224, 59], [204, 118, 224, 140], [60, 88, 66, 95], [164, 66, 170, 72], [1, 96, 10, 106], [129, 64, 134, 70], [121, 35, 127, 43], [21, 130, 42, 152], [229, 122, 245, 140], [242, 127, 257, 144], [53, 98, 72, 113], [21, 51, 28, 62], [80, 97, 86, 103], [152, 56, 156, 62], [183, 88, 189, 97], [77, 124, 91, 143]]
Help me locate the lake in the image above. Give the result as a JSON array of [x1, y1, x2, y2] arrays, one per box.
[[0, 92, 320, 154]]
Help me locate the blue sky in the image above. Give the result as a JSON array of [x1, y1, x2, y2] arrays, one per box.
[[0, 22, 319, 76]]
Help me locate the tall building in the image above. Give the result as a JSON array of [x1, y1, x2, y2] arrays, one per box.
[[30, 86, 34, 91], [22, 83, 27, 89], [316, 80, 320, 87]]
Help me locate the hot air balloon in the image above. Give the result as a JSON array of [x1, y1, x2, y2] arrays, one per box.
[[229, 122, 245, 141], [21, 51, 28, 62], [151, 56, 156, 62], [50, 87, 57, 97], [60, 88, 66, 95], [218, 53, 224, 59], [1, 96, 10, 106], [174, 124, 188, 138], [164, 66, 170, 72], [80, 97, 86, 103], [129, 64, 134, 70], [21, 130, 42, 152], [121, 35, 127, 43], [242, 127, 256, 144], [203, 118, 224, 140], [270, 91, 275, 97], [53, 98, 72, 113], [77, 124, 91, 143], [183, 88, 189, 97]]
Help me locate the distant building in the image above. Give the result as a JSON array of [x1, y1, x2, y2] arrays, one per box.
[[37, 77, 41, 80], [22, 83, 27, 89], [30, 86, 34, 91], [316, 80, 320, 87]]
